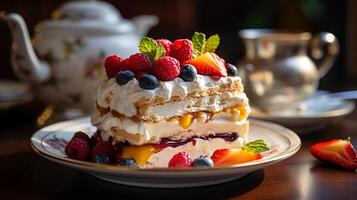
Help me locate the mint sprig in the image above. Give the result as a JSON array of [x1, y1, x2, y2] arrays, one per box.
[[191, 32, 220, 57], [204, 34, 220, 53], [139, 37, 165, 62], [242, 139, 270, 153], [192, 32, 206, 57]]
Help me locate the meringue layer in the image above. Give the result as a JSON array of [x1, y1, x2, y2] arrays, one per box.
[[95, 75, 243, 119]]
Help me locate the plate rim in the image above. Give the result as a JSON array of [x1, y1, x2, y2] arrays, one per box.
[[251, 99, 355, 120], [31, 117, 301, 173]]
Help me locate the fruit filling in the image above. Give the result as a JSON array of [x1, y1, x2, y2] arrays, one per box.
[[156, 132, 239, 148], [174, 106, 247, 129], [119, 132, 239, 165]]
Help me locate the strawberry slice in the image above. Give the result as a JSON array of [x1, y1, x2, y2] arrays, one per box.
[[184, 52, 227, 77], [310, 139, 357, 170], [211, 149, 261, 167]]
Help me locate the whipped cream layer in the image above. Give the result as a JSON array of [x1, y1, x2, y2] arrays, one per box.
[[95, 75, 243, 118], [146, 137, 244, 168], [92, 111, 249, 145], [143, 90, 248, 121]]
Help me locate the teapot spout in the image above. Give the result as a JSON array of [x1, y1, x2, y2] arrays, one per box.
[[1, 13, 50, 82], [132, 15, 159, 37]]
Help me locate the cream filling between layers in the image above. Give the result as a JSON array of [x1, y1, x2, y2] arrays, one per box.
[[145, 137, 245, 168], [145, 90, 248, 121], [95, 75, 242, 118], [92, 110, 249, 145]]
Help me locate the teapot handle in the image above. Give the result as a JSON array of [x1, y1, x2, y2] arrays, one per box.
[[309, 32, 339, 78]]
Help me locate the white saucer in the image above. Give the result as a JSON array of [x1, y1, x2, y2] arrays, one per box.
[[31, 117, 300, 188], [0, 80, 32, 109], [250, 91, 355, 133]]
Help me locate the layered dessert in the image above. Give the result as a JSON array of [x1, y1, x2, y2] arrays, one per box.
[[65, 32, 268, 168], [92, 74, 249, 167]]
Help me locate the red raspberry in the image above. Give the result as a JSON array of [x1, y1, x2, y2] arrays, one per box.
[[120, 53, 151, 73], [89, 130, 102, 148], [151, 56, 180, 81], [104, 54, 123, 78], [170, 39, 193, 64], [168, 151, 193, 168], [73, 131, 90, 143], [92, 141, 114, 161], [156, 39, 172, 56], [65, 137, 90, 161]]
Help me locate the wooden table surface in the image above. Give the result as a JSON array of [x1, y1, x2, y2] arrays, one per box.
[[0, 103, 356, 200]]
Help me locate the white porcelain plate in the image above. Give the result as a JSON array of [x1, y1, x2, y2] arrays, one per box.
[[31, 117, 301, 188]]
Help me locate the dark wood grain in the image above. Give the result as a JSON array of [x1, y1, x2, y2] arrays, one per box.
[[0, 102, 356, 200]]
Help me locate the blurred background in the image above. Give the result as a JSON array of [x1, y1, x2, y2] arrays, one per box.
[[0, 0, 356, 88]]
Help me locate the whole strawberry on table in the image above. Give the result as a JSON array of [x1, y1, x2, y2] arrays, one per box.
[[310, 138, 357, 170]]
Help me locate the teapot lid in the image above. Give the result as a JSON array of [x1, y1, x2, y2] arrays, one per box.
[[53, 1, 121, 23], [38, 1, 134, 35]]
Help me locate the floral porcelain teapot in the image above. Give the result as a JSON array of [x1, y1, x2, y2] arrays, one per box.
[[1, 0, 158, 112]]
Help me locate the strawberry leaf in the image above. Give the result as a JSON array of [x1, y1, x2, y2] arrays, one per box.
[[192, 32, 206, 57], [204, 34, 220, 53], [139, 37, 165, 62], [242, 139, 269, 153]]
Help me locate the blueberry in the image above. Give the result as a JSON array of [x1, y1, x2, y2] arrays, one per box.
[[192, 156, 214, 168], [119, 158, 137, 168], [139, 74, 159, 90], [226, 63, 238, 76], [180, 64, 197, 82], [116, 70, 135, 85], [94, 154, 111, 164]]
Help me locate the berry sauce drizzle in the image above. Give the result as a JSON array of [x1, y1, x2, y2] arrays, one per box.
[[155, 132, 238, 148]]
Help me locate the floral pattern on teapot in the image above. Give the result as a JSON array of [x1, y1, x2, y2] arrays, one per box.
[[1, 0, 158, 112]]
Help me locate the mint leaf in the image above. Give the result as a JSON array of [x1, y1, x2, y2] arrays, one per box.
[[192, 32, 206, 57], [139, 37, 165, 62], [154, 45, 166, 61], [242, 139, 269, 153], [204, 34, 220, 53], [139, 37, 156, 56]]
